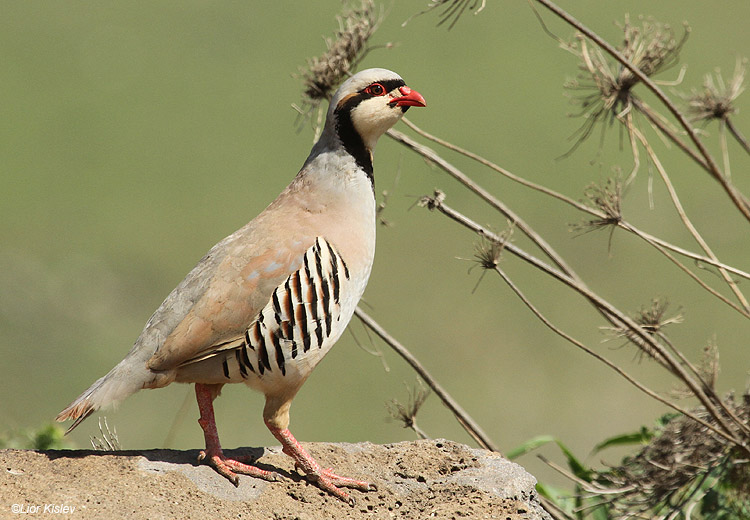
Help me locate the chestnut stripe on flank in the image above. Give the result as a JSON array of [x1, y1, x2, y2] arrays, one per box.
[[313, 244, 333, 337], [293, 269, 303, 303]]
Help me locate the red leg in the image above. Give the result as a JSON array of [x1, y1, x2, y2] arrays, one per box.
[[195, 383, 277, 485], [265, 419, 374, 505]]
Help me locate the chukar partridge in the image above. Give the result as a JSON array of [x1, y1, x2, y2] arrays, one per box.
[[57, 68, 425, 504]]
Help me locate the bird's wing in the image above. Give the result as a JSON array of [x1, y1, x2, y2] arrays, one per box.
[[146, 232, 316, 372], [176, 237, 351, 377]]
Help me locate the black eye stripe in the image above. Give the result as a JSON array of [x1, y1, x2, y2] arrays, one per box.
[[360, 78, 405, 96]]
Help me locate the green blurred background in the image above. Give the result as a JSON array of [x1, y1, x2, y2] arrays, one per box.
[[2, 1, 749, 485]]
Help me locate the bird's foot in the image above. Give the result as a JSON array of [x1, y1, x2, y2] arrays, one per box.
[[197, 449, 278, 486], [307, 466, 375, 504], [297, 466, 374, 506], [270, 424, 375, 506]]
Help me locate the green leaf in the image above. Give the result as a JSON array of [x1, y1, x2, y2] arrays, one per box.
[[536, 482, 577, 516], [506, 435, 556, 460], [555, 439, 592, 482], [589, 503, 613, 520], [655, 412, 680, 429], [591, 426, 652, 455], [507, 435, 592, 481]]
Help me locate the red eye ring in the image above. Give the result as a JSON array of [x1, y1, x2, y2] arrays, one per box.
[[365, 83, 386, 96]]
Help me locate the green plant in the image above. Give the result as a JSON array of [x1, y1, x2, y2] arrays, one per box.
[[0, 424, 72, 450]]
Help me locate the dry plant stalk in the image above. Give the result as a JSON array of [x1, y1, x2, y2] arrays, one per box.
[[406, 0, 486, 30], [389, 119, 748, 451], [417, 192, 746, 445], [355, 306, 499, 453], [90, 417, 120, 452]]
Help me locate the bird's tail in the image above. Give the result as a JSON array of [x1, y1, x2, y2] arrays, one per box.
[[56, 354, 163, 434]]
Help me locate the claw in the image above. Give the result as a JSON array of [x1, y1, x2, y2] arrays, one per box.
[[308, 468, 372, 505], [198, 449, 277, 485]]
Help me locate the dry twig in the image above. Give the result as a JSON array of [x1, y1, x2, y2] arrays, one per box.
[[354, 306, 499, 452]]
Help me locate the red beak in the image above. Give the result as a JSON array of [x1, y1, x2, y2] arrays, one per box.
[[390, 86, 427, 108]]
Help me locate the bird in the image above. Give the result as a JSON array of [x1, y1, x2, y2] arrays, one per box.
[[56, 68, 426, 505]]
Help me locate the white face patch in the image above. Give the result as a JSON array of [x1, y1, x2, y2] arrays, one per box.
[[349, 96, 404, 150]]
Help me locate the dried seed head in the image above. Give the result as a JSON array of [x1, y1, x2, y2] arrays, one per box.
[[617, 16, 688, 82], [418, 189, 446, 211], [698, 339, 720, 391], [386, 381, 431, 439], [298, 0, 380, 105], [634, 296, 683, 335], [602, 297, 682, 365], [572, 176, 624, 235], [684, 58, 746, 124], [564, 16, 689, 153], [473, 225, 513, 271]]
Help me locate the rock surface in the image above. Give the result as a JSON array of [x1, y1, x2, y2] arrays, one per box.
[[2, 439, 551, 519]]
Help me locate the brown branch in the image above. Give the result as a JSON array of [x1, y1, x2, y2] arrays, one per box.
[[726, 117, 750, 155], [632, 98, 710, 171], [391, 119, 746, 444]]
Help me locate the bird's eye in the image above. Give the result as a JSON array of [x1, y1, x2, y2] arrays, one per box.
[[365, 83, 386, 96]]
